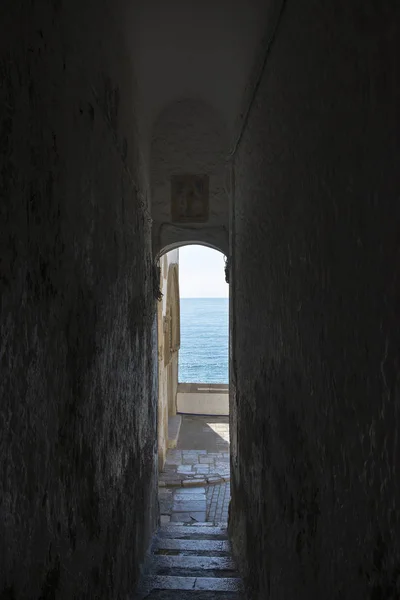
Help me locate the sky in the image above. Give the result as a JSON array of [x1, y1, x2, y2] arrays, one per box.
[[178, 245, 229, 298]]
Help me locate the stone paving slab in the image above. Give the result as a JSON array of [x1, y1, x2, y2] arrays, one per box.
[[157, 526, 228, 539], [159, 481, 231, 527], [158, 417, 231, 528], [153, 555, 236, 571], [154, 539, 230, 553], [167, 521, 216, 527], [159, 416, 230, 488], [170, 512, 206, 523], [206, 482, 230, 525], [140, 592, 243, 599], [160, 451, 230, 486], [173, 494, 205, 501], [174, 488, 205, 495], [149, 575, 243, 592], [173, 500, 206, 512]]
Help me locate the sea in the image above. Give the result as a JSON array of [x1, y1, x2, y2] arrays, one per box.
[[178, 298, 229, 384]]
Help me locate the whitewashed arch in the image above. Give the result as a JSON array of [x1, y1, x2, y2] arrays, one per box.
[[151, 98, 230, 257]]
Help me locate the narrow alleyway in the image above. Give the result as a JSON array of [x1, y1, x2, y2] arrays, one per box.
[[135, 417, 239, 598], [2, 2, 399, 598]]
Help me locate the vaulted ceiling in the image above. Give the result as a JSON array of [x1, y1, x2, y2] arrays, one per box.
[[127, 0, 270, 255], [130, 0, 270, 135]]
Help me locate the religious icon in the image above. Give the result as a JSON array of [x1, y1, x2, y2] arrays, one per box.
[[171, 174, 209, 223]]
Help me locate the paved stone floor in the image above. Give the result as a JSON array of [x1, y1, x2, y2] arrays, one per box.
[[159, 416, 231, 526], [159, 416, 230, 487], [159, 483, 231, 526], [137, 417, 240, 598], [206, 483, 230, 524]]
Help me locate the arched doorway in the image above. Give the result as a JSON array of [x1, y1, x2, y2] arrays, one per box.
[[156, 244, 229, 448], [157, 244, 231, 528], [177, 245, 229, 416]]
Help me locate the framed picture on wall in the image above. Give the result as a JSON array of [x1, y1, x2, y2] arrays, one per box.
[[171, 173, 209, 223]]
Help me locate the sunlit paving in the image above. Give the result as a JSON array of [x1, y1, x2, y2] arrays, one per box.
[[204, 422, 230, 444]]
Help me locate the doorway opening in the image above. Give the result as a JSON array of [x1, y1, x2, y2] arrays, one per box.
[[156, 244, 231, 525], [177, 245, 229, 416]]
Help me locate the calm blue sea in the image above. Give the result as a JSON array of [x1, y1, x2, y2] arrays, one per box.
[[179, 298, 229, 384]]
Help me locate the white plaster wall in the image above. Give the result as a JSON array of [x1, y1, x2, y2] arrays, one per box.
[[151, 99, 230, 256], [177, 391, 229, 416], [128, 0, 270, 139]]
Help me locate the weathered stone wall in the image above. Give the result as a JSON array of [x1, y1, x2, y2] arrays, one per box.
[[0, 1, 158, 598], [230, 1, 400, 598], [157, 251, 179, 470]]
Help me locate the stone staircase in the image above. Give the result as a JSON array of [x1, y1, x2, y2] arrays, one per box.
[[135, 522, 244, 599]]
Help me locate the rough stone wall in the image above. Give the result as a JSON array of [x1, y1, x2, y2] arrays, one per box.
[[0, 1, 158, 598], [157, 290, 169, 471], [230, 1, 400, 599]]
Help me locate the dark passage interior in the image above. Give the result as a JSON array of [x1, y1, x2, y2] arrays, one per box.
[[1, 1, 399, 598]]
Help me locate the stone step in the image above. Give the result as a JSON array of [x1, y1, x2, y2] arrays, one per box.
[[152, 554, 237, 574], [157, 526, 228, 539], [159, 523, 225, 529], [162, 522, 228, 529], [154, 539, 230, 553], [153, 568, 238, 579], [141, 575, 243, 592], [153, 549, 232, 558], [141, 591, 243, 599], [136, 522, 244, 599]]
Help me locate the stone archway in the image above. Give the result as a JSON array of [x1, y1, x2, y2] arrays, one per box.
[[158, 240, 226, 259]]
